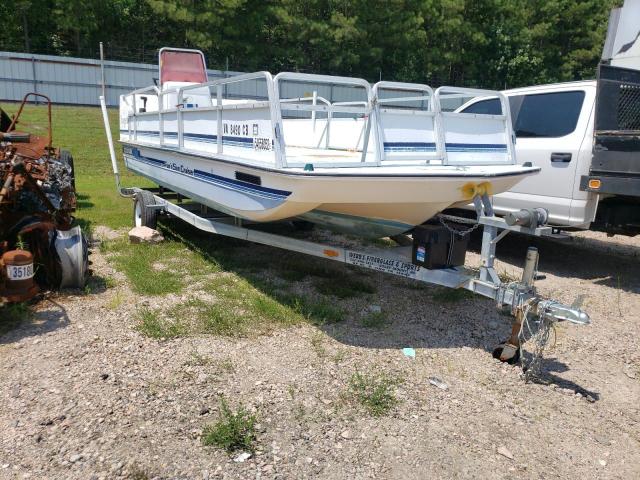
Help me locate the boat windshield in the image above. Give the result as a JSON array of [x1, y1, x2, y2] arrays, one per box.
[[160, 50, 207, 86]]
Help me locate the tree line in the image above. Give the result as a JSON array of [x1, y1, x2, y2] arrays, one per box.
[[0, 0, 619, 88]]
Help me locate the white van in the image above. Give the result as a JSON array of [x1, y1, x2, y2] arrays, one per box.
[[457, 70, 639, 236]]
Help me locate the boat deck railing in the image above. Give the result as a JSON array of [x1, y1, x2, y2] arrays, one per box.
[[120, 71, 515, 169]]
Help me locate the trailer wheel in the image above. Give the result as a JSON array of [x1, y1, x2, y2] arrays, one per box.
[[59, 149, 76, 189], [133, 191, 158, 229]]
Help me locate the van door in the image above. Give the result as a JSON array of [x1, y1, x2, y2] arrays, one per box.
[[493, 90, 589, 223]]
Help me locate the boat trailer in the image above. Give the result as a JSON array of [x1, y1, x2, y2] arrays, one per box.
[[100, 96, 589, 370]]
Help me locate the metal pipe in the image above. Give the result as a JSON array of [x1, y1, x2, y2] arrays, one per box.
[[31, 56, 37, 101], [359, 115, 371, 163], [99, 95, 131, 197], [326, 107, 332, 149], [481, 192, 494, 217], [99, 42, 106, 101], [521, 247, 538, 287], [8, 93, 53, 150], [216, 85, 223, 154], [311, 90, 317, 132]]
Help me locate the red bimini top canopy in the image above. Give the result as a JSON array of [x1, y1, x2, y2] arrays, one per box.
[[159, 48, 207, 86]]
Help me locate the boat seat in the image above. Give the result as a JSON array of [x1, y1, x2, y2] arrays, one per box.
[[162, 81, 212, 110]]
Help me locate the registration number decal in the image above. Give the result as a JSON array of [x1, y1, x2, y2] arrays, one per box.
[[7, 263, 34, 280], [253, 137, 272, 151]]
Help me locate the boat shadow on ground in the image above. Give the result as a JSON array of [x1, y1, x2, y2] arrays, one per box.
[[160, 219, 599, 400], [467, 229, 640, 294]]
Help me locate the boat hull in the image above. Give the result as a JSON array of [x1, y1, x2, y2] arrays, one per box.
[[122, 143, 538, 237]]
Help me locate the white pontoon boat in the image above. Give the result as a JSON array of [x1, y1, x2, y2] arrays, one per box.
[[102, 50, 590, 367], [118, 48, 539, 237]]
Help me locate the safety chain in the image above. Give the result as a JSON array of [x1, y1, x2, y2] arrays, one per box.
[[518, 299, 556, 382], [436, 213, 482, 237]]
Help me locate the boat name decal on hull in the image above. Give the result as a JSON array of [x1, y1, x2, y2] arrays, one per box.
[[123, 148, 291, 201], [168, 162, 194, 175]]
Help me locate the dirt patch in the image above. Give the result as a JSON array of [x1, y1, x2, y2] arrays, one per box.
[[0, 230, 638, 479]]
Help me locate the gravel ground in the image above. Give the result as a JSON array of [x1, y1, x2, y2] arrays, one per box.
[[0, 228, 638, 479]]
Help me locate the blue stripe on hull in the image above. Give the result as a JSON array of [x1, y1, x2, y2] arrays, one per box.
[[121, 130, 265, 149], [384, 142, 436, 152], [123, 147, 292, 203], [445, 143, 507, 153], [381, 141, 507, 153], [124, 131, 506, 153]]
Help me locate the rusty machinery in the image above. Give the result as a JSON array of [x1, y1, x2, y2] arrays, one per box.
[[0, 93, 87, 303]]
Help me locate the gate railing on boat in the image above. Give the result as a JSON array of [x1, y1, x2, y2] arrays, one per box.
[[120, 72, 516, 169], [273, 72, 374, 167], [434, 86, 516, 166]]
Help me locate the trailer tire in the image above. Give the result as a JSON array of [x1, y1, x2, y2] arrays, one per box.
[[133, 191, 158, 229], [59, 149, 76, 189]]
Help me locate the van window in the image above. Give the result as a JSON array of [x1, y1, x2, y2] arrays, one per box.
[[461, 98, 502, 115], [512, 91, 585, 138], [459, 97, 517, 115]]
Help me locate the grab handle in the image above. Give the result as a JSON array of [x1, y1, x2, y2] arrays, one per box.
[[551, 152, 572, 163]]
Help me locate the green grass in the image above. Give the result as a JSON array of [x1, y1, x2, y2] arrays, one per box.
[[115, 225, 347, 338], [275, 257, 344, 282], [271, 293, 345, 324], [202, 398, 257, 453], [137, 307, 187, 339], [1, 103, 351, 337], [431, 287, 475, 303], [348, 370, 402, 417], [102, 236, 221, 296], [0, 102, 147, 231], [315, 276, 376, 299], [360, 310, 388, 329], [0, 303, 31, 336], [135, 277, 345, 339], [241, 276, 347, 325]]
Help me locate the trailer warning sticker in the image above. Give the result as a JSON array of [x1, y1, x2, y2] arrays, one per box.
[[346, 251, 420, 278]]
